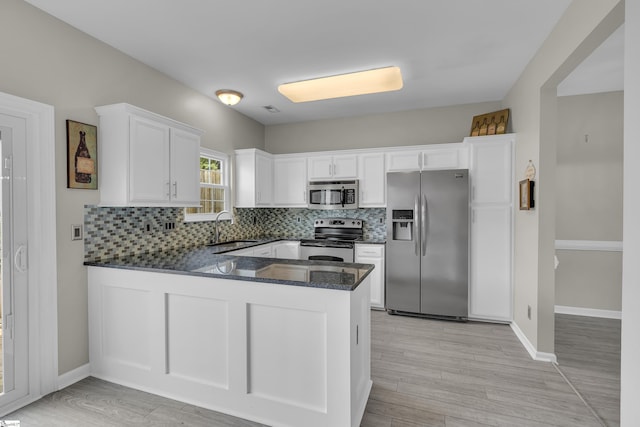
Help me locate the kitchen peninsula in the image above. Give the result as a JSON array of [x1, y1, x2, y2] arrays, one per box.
[[86, 244, 373, 427]]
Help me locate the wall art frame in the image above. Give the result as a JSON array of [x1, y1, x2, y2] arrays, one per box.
[[66, 119, 98, 189], [519, 179, 535, 210]]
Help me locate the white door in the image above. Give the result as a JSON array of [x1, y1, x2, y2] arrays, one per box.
[[0, 119, 29, 407]]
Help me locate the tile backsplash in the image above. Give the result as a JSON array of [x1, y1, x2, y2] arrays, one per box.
[[84, 206, 386, 262]]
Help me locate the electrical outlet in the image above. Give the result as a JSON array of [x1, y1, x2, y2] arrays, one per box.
[[296, 216, 301, 223], [379, 218, 383, 224], [143, 221, 152, 233], [71, 224, 83, 241], [527, 305, 532, 320]]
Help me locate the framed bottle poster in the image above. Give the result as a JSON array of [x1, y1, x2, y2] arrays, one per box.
[[66, 120, 98, 189]]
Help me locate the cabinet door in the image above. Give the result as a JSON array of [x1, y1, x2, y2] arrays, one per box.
[[385, 150, 422, 172], [273, 241, 300, 260], [255, 153, 273, 206], [308, 156, 334, 180], [273, 157, 307, 206], [355, 244, 385, 309], [470, 140, 513, 204], [170, 128, 200, 204], [129, 116, 171, 202], [252, 244, 273, 258], [470, 206, 512, 321], [332, 154, 358, 178], [358, 153, 385, 207], [421, 148, 460, 170]]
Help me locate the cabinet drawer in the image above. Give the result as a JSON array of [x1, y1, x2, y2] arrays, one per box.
[[355, 245, 384, 258]]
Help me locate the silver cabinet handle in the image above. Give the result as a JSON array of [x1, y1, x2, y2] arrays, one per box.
[[166, 181, 171, 198], [173, 181, 178, 198]]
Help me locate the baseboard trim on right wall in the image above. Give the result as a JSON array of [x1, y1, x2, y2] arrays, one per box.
[[510, 321, 557, 363], [555, 305, 622, 319]]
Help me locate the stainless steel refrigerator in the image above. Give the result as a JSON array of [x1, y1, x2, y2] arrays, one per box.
[[385, 169, 469, 319]]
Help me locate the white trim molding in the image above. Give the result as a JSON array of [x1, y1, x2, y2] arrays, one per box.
[[0, 91, 58, 410], [555, 240, 623, 252], [555, 305, 622, 320], [58, 364, 91, 390], [510, 321, 558, 363]]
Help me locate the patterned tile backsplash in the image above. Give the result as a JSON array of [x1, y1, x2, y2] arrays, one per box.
[[84, 206, 386, 262]]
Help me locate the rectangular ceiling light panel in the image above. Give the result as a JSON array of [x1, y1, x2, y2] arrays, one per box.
[[278, 66, 403, 103]]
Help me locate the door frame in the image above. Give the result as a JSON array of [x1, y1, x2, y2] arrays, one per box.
[[0, 91, 57, 414]]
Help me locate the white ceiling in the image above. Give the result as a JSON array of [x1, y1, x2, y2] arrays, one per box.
[[24, 0, 623, 126]]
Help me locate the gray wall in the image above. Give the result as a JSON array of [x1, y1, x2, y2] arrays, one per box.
[[265, 101, 502, 154], [0, 0, 264, 375], [555, 91, 623, 311]]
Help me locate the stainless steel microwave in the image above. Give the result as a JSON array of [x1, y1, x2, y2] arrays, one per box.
[[308, 180, 359, 210]]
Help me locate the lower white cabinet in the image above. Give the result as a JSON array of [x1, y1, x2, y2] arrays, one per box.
[[469, 204, 512, 321], [273, 241, 300, 259], [252, 244, 273, 258], [355, 244, 385, 309]]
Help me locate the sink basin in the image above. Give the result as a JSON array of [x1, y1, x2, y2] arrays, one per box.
[[207, 240, 259, 248]]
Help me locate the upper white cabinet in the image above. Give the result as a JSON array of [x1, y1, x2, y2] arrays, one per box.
[[385, 143, 468, 172], [466, 134, 515, 322], [95, 103, 202, 207], [235, 149, 273, 207], [469, 136, 513, 204], [308, 154, 358, 180], [273, 156, 307, 207], [358, 152, 385, 207]]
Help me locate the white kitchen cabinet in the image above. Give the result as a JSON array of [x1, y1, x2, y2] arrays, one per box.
[[466, 134, 515, 322], [252, 244, 274, 258], [355, 244, 385, 309], [358, 152, 385, 207], [95, 103, 202, 207], [470, 206, 512, 321], [235, 149, 273, 207], [272, 241, 300, 259], [385, 143, 468, 173], [468, 135, 513, 204], [273, 156, 307, 207], [308, 153, 358, 180]]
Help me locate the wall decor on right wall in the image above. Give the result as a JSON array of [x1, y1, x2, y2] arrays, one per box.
[[469, 108, 510, 137], [519, 179, 535, 210]]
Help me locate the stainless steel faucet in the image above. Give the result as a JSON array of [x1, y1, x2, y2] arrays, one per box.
[[213, 210, 232, 243]]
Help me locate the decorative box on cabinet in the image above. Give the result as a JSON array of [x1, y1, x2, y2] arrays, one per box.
[[273, 156, 307, 207], [95, 103, 202, 207], [308, 153, 358, 180], [235, 149, 273, 207], [355, 243, 385, 309], [466, 134, 515, 322]]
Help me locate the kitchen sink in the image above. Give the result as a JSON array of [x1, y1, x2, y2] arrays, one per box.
[[207, 240, 259, 248]]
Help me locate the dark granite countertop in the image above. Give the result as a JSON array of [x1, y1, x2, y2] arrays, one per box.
[[85, 244, 374, 291]]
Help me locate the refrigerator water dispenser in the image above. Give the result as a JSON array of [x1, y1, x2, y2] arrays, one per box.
[[391, 209, 414, 241]]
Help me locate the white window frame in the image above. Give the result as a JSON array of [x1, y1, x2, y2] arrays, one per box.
[[184, 147, 230, 222]]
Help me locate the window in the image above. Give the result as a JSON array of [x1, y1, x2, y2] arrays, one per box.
[[185, 148, 229, 221]]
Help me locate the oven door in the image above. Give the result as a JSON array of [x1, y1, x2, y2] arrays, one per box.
[[300, 244, 354, 263]]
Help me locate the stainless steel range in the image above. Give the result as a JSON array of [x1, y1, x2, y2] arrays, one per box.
[[299, 217, 364, 263]]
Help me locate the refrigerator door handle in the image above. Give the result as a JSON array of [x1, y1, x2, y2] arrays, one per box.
[[421, 194, 428, 256], [414, 195, 420, 256]]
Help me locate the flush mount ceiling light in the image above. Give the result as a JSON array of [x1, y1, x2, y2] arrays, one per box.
[[215, 89, 243, 106], [278, 66, 403, 103]]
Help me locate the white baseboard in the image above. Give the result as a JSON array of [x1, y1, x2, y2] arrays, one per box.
[[510, 321, 557, 363], [57, 363, 91, 390], [555, 305, 622, 319]]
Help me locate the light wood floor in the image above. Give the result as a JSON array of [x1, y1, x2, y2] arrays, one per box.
[[554, 314, 621, 427], [4, 311, 619, 426]]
